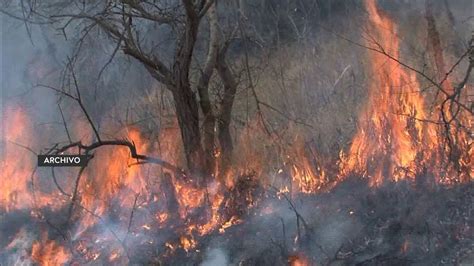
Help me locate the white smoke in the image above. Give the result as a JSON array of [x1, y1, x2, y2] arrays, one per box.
[[201, 248, 229, 266]]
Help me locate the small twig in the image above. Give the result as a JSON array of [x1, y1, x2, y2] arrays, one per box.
[[51, 167, 71, 197], [66, 162, 89, 225], [270, 186, 310, 235], [126, 193, 140, 236], [58, 103, 72, 144], [8, 141, 37, 155]]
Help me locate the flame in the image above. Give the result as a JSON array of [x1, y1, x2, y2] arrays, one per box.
[[0, 106, 35, 211], [109, 250, 120, 262], [31, 238, 71, 266], [340, 0, 426, 185], [401, 239, 410, 253], [196, 192, 224, 235], [156, 212, 169, 225], [1, 1, 471, 263], [174, 181, 206, 218], [0, 105, 63, 212], [219, 216, 242, 233], [179, 235, 197, 252], [337, 0, 470, 185], [74, 128, 153, 238], [288, 137, 328, 193], [288, 254, 310, 266]]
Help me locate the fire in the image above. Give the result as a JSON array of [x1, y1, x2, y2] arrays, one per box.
[[156, 212, 169, 224], [109, 250, 120, 261], [31, 238, 71, 266], [1, 0, 471, 264], [288, 254, 310, 266], [0, 106, 35, 211], [288, 137, 328, 193], [174, 182, 206, 218], [0, 105, 63, 212], [219, 216, 242, 233], [73, 128, 153, 238], [401, 239, 410, 253], [179, 235, 197, 252], [340, 0, 427, 185], [337, 0, 471, 185], [196, 192, 225, 236]]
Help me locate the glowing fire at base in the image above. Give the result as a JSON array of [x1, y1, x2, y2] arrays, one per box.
[[31, 237, 71, 266], [288, 254, 310, 266]]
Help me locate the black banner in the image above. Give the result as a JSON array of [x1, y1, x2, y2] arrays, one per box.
[[38, 155, 90, 167]]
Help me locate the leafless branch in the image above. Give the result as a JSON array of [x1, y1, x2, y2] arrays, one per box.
[[50, 139, 184, 176]]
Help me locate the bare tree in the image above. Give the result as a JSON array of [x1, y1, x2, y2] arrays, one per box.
[[4, 0, 241, 181]]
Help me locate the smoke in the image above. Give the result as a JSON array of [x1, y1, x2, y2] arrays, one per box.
[[1, 15, 63, 121], [0, 215, 38, 265], [201, 248, 229, 266], [1, 229, 35, 265]]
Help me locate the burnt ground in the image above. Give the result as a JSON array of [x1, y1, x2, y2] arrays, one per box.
[[168, 178, 473, 266], [0, 177, 472, 265]]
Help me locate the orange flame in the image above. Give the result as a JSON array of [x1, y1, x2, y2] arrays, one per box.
[[288, 254, 310, 266], [1, 106, 35, 211], [31, 238, 71, 266], [1, 105, 63, 212], [339, 0, 446, 186]]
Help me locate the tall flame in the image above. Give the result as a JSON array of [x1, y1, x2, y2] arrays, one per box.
[[339, 0, 441, 186], [0, 105, 61, 211], [1, 105, 34, 211]]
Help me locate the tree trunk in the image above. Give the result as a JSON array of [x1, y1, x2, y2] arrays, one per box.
[[217, 50, 237, 177], [171, 2, 212, 180], [171, 84, 208, 178], [197, 3, 219, 175]]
